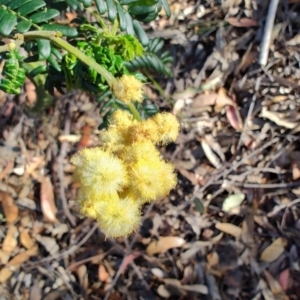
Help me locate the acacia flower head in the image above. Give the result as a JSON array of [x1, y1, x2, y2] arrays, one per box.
[[151, 112, 180, 144], [96, 197, 141, 237], [71, 109, 180, 238], [76, 188, 119, 219], [71, 147, 128, 194], [112, 75, 144, 104]]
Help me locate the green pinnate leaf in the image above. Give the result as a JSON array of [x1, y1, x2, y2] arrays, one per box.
[[30, 9, 60, 23]]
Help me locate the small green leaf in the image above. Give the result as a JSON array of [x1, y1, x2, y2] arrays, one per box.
[[18, 0, 46, 16], [128, 2, 157, 16], [29, 65, 47, 77], [97, 90, 111, 103], [37, 39, 51, 59], [30, 9, 60, 23], [8, 0, 32, 10], [120, 0, 140, 4], [160, 0, 171, 18], [42, 24, 78, 37], [47, 55, 61, 72], [133, 20, 149, 46], [94, 0, 107, 14], [16, 20, 32, 33], [116, 3, 126, 31], [0, 12, 17, 36], [124, 11, 134, 35], [0, 8, 7, 22], [82, 0, 92, 7], [100, 97, 115, 114], [106, 0, 117, 22], [137, 11, 158, 23], [222, 193, 245, 213], [0, 0, 12, 4], [193, 197, 205, 214], [50, 47, 63, 60]]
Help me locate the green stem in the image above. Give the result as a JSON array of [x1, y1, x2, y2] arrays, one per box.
[[21, 31, 118, 87], [128, 103, 142, 121]]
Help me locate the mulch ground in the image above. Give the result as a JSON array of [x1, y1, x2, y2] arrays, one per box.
[[0, 0, 300, 299]]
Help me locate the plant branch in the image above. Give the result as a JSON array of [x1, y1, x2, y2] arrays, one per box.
[[127, 103, 142, 121], [20, 31, 119, 87]]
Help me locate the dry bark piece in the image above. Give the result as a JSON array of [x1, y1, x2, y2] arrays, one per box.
[[260, 237, 287, 262], [0, 191, 19, 223], [146, 237, 185, 255], [2, 225, 18, 253]]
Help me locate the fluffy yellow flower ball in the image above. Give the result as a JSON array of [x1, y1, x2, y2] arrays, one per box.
[[96, 197, 141, 237], [125, 141, 177, 202], [112, 75, 144, 104], [76, 188, 119, 219], [71, 147, 128, 194], [151, 112, 180, 145]]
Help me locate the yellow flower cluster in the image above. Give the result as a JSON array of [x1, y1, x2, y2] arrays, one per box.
[[112, 75, 144, 104], [71, 110, 180, 237]]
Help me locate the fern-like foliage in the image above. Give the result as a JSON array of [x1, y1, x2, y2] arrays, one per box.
[[125, 37, 173, 77], [0, 0, 173, 123]]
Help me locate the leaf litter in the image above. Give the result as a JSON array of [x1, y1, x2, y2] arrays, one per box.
[[0, 0, 300, 299]]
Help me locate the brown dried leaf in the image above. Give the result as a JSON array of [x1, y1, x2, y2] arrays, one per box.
[[193, 90, 235, 113], [0, 250, 10, 264], [278, 269, 291, 291], [181, 284, 208, 295], [259, 279, 276, 300], [215, 223, 242, 238], [29, 280, 42, 300], [25, 156, 44, 177], [40, 176, 57, 223], [286, 34, 300, 46], [19, 227, 36, 250], [227, 17, 258, 27], [8, 245, 38, 266], [77, 265, 88, 290], [0, 246, 38, 283], [147, 237, 185, 255], [207, 252, 219, 267], [260, 237, 287, 262], [2, 225, 18, 253], [226, 105, 243, 131], [0, 191, 18, 223], [157, 285, 170, 298], [98, 264, 109, 282], [261, 107, 297, 129], [0, 267, 12, 283], [119, 252, 141, 274], [264, 270, 287, 297], [35, 235, 59, 255], [201, 139, 222, 169]]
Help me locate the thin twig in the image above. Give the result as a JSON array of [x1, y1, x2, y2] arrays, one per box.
[[216, 180, 300, 189], [57, 102, 76, 226], [258, 0, 280, 66], [236, 77, 261, 150]]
